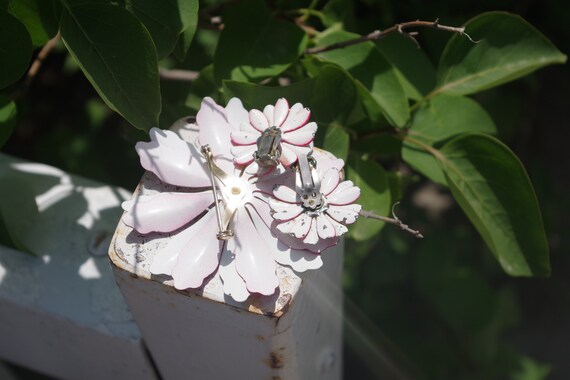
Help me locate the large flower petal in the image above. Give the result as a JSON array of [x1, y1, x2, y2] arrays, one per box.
[[226, 98, 249, 129], [172, 211, 223, 289], [233, 208, 278, 295], [218, 247, 250, 302], [136, 128, 210, 188], [122, 191, 212, 234]]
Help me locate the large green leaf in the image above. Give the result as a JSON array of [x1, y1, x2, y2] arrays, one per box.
[[0, 10, 32, 89], [214, 0, 307, 83], [436, 12, 567, 96], [223, 65, 358, 127], [319, 124, 349, 161], [375, 33, 436, 100], [60, 2, 161, 131], [315, 30, 409, 127], [125, 0, 198, 59], [403, 94, 496, 185], [8, 0, 58, 47], [347, 154, 391, 241], [0, 95, 17, 147], [437, 133, 550, 276]]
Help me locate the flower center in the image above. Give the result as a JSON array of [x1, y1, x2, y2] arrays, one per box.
[[220, 176, 253, 210]]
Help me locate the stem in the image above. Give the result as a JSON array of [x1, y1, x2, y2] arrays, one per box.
[[359, 203, 423, 238], [305, 19, 478, 55], [159, 68, 199, 82]]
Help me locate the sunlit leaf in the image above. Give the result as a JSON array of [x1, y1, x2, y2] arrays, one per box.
[[315, 30, 409, 127], [437, 133, 550, 276], [0, 95, 17, 148], [125, 0, 198, 59], [319, 124, 349, 161], [8, 0, 58, 47], [347, 154, 391, 241], [0, 9, 32, 89], [403, 94, 496, 185], [60, 2, 161, 131], [436, 12, 567, 95]]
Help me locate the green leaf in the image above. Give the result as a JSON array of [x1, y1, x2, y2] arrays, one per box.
[[319, 124, 349, 161], [403, 94, 496, 185], [375, 33, 436, 100], [315, 30, 409, 127], [125, 0, 198, 60], [437, 12, 567, 96], [172, 17, 199, 61], [437, 133, 550, 276], [8, 0, 58, 47], [223, 65, 358, 127], [347, 154, 391, 241], [59, 2, 161, 131], [214, 0, 307, 83], [0, 10, 32, 89], [0, 95, 17, 147]]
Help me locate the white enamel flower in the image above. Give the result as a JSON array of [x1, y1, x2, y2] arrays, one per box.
[[269, 167, 362, 245], [230, 98, 317, 174], [121, 97, 338, 302]]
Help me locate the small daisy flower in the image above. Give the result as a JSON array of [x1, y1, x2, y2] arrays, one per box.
[[230, 98, 318, 174]]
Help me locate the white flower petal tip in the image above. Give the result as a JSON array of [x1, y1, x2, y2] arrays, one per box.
[[136, 128, 211, 188]]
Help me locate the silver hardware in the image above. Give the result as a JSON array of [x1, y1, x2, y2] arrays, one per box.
[[201, 145, 234, 240], [254, 126, 282, 167], [294, 153, 326, 214]]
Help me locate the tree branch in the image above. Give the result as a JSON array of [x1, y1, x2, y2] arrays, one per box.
[[359, 202, 424, 238], [159, 68, 199, 82], [305, 19, 478, 55]]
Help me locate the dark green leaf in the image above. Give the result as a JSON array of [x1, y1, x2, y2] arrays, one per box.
[[214, 0, 307, 83], [0, 10, 32, 89], [8, 0, 58, 46], [173, 18, 199, 61], [319, 124, 349, 161], [60, 2, 161, 131], [403, 94, 496, 185], [223, 65, 358, 127], [0, 95, 17, 147], [375, 33, 436, 100], [437, 133, 550, 276], [125, 0, 198, 59], [437, 12, 567, 96], [347, 154, 391, 241], [315, 30, 409, 127], [353, 133, 402, 158]]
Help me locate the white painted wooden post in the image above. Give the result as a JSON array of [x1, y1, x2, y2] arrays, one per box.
[[109, 172, 344, 380], [0, 154, 157, 380]]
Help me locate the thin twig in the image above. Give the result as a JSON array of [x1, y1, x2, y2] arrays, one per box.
[[25, 32, 61, 87], [305, 19, 478, 55], [159, 68, 199, 82], [359, 202, 424, 238]]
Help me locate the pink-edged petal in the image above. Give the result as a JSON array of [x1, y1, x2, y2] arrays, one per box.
[[320, 168, 341, 196], [303, 218, 319, 245], [249, 109, 269, 132], [290, 213, 312, 238], [282, 128, 316, 146], [245, 203, 323, 272], [276, 218, 297, 234], [273, 98, 289, 127], [316, 214, 336, 239], [136, 128, 211, 188], [219, 246, 250, 302], [171, 212, 223, 289], [327, 204, 362, 224], [122, 191, 212, 234], [328, 182, 361, 205], [231, 130, 258, 145], [254, 169, 296, 195], [269, 198, 303, 221], [239, 121, 259, 134], [231, 144, 256, 165], [233, 209, 278, 295], [326, 214, 349, 236], [280, 104, 310, 132], [263, 105, 274, 126], [279, 145, 298, 166], [225, 98, 249, 129], [273, 184, 300, 203]]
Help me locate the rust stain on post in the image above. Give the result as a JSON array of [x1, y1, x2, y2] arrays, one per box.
[[264, 352, 285, 369]]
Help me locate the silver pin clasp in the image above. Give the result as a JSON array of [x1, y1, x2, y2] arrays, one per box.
[[254, 126, 282, 167], [201, 145, 234, 240], [295, 153, 325, 212]]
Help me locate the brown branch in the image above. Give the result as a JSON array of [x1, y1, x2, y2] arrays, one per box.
[[159, 68, 199, 82], [359, 202, 424, 238], [25, 32, 61, 87], [305, 19, 478, 55]]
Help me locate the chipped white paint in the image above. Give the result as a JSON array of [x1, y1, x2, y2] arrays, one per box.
[[110, 171, 344, 380], [0, 154, 157, 380]]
